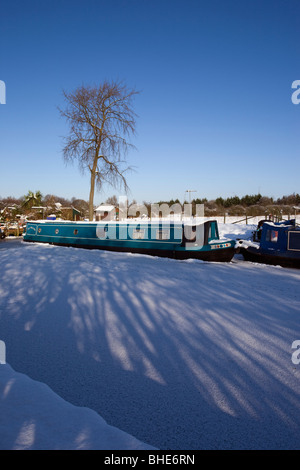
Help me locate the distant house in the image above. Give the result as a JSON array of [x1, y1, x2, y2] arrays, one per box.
[[61, 206, 81, 221], [0, 205, 19, 221], [94, 205, 117, 221]]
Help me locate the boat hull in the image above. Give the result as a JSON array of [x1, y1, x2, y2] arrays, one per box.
[[240, 246, 300, 269], [23, 237, 235, 262]]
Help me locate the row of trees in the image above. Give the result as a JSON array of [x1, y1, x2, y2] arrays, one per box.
[[151, 193, 300, 217], [1, 191, 300, 222], [155, 193, 300, 208], [215, 194, 263, 208], [215, 193, 300, 208]]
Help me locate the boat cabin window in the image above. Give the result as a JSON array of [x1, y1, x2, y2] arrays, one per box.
[[208, 225, 212, 240], [288, 231, 300, 251], [156, 229, 170, 240], [266, 229, 278, 243]]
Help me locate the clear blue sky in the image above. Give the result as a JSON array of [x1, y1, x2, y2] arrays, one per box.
[[0, 0, 299, 205]]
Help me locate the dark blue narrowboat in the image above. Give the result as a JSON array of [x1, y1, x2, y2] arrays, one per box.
[[23, 219, 235, 262], [238, 219, 300, 269]]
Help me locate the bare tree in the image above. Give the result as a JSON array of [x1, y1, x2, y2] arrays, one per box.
[[59, 81, 139, 220], [105, 195, 118, 206]]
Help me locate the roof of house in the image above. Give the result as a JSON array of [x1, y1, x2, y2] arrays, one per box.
[[95, 205, 115, 212]]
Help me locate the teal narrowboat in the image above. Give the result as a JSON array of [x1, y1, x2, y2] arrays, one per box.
[[23, 219, 235, 262]]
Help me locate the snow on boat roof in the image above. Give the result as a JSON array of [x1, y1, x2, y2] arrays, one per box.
[[26, 218, 218, 226], [263, 221, 295, 228]]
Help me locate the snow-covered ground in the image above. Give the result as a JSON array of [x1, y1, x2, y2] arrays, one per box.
[[0, 222, 300, 450], [0, 363, 155, 450]]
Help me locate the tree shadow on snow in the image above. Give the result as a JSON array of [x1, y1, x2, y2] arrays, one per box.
[[0, 243, 300, 449]]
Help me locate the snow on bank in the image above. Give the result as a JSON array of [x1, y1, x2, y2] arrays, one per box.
[[0, 226, 300, 450], [0, 363, 155, 450], [218, 222, 256, 241]]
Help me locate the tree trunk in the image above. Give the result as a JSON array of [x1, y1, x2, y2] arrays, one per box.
[[89, 169, 96, 221]]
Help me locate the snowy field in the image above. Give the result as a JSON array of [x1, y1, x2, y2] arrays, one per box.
[[0, 222, 300, 450]]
